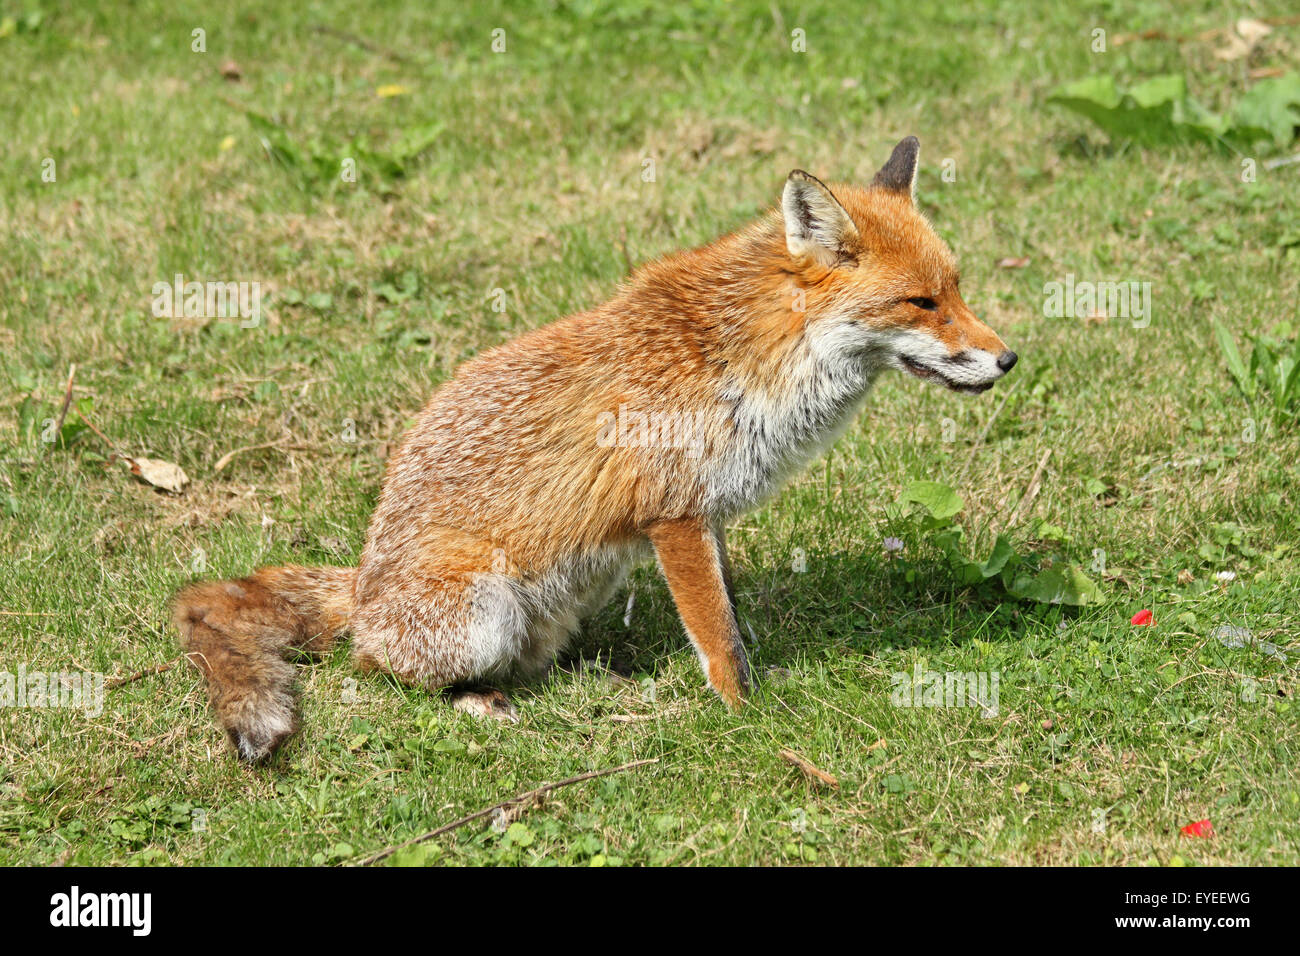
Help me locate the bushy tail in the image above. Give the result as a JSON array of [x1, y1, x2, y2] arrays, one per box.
[[172, 565, 356, 761]]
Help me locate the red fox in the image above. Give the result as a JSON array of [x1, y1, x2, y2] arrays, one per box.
[[174, 137, 1016, 760]]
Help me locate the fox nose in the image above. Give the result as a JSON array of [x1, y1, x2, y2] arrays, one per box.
[[996, 350, 1018, 372]]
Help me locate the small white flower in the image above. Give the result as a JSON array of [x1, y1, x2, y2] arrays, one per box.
[[1216, 570, 1236, 582], [883, 537, 904, 553]]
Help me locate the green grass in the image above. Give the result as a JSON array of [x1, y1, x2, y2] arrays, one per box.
[[1, 0, 1297, 866]]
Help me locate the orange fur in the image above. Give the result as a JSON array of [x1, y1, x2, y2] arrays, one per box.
[[646, 516, 749, 705]]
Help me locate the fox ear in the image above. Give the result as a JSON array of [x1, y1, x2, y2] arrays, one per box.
[[782, 170, 859, 263], [871, 136, 920, 200]]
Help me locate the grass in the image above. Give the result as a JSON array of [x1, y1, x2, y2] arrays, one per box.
[[1, 0, 1297, 866]]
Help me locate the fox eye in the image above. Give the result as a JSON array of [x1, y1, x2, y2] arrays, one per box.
[[907, 297, 939, 311]]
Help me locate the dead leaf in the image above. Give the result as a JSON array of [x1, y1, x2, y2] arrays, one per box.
[[997, 257, 1030, 269], [1236, 17, 1272, 44], [124, 457, 189, 494], [1214, 18, 1270, 61]]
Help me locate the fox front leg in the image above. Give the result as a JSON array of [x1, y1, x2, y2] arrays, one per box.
[[647, 516, 752, 706]]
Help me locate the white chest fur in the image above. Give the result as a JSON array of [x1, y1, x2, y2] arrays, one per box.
[[704, 332, 878, 518]]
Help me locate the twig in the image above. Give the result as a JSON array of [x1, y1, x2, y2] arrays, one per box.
[[352, 757, 659, 866], [0, 610, 59, 616], [128, 726, 184, 758], [50, 363, 77, 447], [1006, 448, 1052, 529], [106, 657, 181, 690], [74, 406, 123, 459], [779, 748, 839, 789], [1264, 153, 1300, 171], [309, 24, 409, 63], [217, 94, 256, 116], [213, 438, 288, 474]]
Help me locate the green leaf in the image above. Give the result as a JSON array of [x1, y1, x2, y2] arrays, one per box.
[[1008, 565, 1104, 606], [1276, 355, 1297, 414], [1231, 73, 1300, 146], [883, 773, 917, 793], [1029, 519, 1069, 544], [17, 396, 40, 442], [979, 534, 1016, 578], [245, 110, 305, 173], [394, 122, 444, 162], [1048, 74, 1121, 121], [504, 822, 534, 847], [1254, 345, 1281, 408], [1174, 95, 1230, 140], [1281, 357, 1300, 413], [1048, 74, 1217, 145], [1214, 321, 1254, 399], [901, 480, 964, 520], [391, 844, 432, 867], [373, 270, 420, 304], [950, 555, 984, 587]]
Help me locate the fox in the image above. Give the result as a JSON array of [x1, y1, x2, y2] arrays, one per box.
[[173, 136, 1017, 761]]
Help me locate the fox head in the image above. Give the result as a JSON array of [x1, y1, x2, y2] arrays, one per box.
[[781, 138, 1016, 393]]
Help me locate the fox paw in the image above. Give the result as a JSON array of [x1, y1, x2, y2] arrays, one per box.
[[450, 688, 519, 723]]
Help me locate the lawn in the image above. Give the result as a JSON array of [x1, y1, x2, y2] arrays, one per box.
[[1, 0, 1297, 866]]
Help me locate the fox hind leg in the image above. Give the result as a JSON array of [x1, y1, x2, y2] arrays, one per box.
[[352, 534, 529, 697]]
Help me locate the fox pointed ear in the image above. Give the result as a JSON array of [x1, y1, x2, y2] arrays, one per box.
[[872, 136, 920, 200], [782, 170, 859, 263]]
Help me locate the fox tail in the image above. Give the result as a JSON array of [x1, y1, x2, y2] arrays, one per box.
[[172, 565, 356, 761]]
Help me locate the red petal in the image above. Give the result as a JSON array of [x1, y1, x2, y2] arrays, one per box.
[[1180, 819, 1214, 837], [1130, 609, 1154, 626]]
